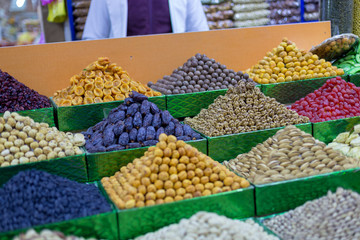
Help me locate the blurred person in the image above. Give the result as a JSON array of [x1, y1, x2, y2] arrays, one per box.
[[82, 0, 209, 40]]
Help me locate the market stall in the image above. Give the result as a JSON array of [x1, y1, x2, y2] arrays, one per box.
[[1, 21, 360, 240]]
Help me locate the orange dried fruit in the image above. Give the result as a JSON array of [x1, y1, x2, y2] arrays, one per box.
[[104, 75, 113, 82], [85, 71, 96, 78], [94, 97, 103, 103], [60, 99, 72, 107], [137, 85, 147, 93], [104, 95, 114, 102], [103, 88, 112, 96], [94, 88, 104, 97], [95, 78, 104, 89], [75, 86, 85, 96], [120, 84, 130, 93], [130, 86, 138, 92], [145, 92, 153, 97], [85, 90, 95, 98], [113, 79, 121, 88], [115, 94, 126, 101], [84, 97, 94, 105], [104, 81, 113, 89], [111, 87, 121, 95], [85, 83, 95, 91]]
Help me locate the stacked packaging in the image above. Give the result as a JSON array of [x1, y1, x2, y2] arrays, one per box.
[[202, 1, 234, 30], [268, 0, 300, 25], [304, 0, 320, 21], [71, 0, 91, 40], [232, 0, 270, 28]]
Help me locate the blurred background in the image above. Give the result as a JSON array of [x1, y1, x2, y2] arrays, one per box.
[[0, 0, 356, 47]]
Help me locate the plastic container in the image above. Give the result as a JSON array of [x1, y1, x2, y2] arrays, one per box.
[[320, 0, 354, 35]]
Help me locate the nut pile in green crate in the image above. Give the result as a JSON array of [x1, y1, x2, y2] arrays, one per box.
[[83, 92, 201, 153], [184, 81, 309, 137], [328, 123, 360, 159], [223, 125, 358, 184], [148, 53, 253, 95], [135, 212, 279, 240], [264, 188, 360, 239], [101, 134, 250, 209], [247, 38, 344, 84], [53, 57, 161, 106], [0, 111, 85, 167]]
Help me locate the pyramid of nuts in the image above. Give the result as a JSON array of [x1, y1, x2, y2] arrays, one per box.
[[246, 38, 344, 84], [223, 126, 359, 185], [101, 134, 250, 209], [53, 57, 161, 106], [0, 111, 85, 167], [184, 81, 309, 137], [147, 53, 254, 95]]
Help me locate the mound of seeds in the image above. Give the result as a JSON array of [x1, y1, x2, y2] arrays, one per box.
[[0, 170, 111, 232], [0, 112, 85, 167], [148, 53, 254, 95], [184, 81, 309, 137], [136, 212, 279, 240], [0, 69, 51, 113], [328, 123, 360, 159], [246, 38, 344, 84], [264, 188, 360, 240], [53, 57, 161, 106], [101, 134, 250, 209], [83, 92, 201, 153], [14, 229, 96, 240], [223, 126, 358, 184]]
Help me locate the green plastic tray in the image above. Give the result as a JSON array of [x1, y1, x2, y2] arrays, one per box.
[[51, 95, 166, 132], [87, 137, 207, 182], [254, 168, 360, 216], [349, 73, 360, 86], [260, 76, 343, 104], [98, 181, 255, 240], [166, 89, 227, 118], [0, 107, 55, 127], [313, 115, 360, 144], [0, 153, 87, 187], [0, 182, 118, 240], [207, 123, 312, 162]]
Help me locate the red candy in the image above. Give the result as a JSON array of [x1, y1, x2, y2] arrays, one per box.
[[290, 77, 360, 123]]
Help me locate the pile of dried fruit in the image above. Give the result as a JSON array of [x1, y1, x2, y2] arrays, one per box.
[[223, 126, 358, 185], [246, 38, 344, 84], [0, 69, 51, 113], [148, 53, 253, 95], [83, 92, 201, 153], [0, 111, 85, 167], [101, 134, 250, 209], [328, 124, 360, 159], [290, 77, 360, 122], [14, 229, 96, 240], [184, 81, 309, 137], [136, 212, 279, 240], [0, 170, 111, 232], [53, 57, 161, 106], [264, 188, 360, 240]]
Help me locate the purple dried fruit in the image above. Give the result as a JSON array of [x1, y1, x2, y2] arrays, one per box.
[[143, 140, 158, 146], [143, 113, 153, 127], [152, 113, 161, 129], [174, 124, 184, 137], [140, 100, 151, 115], [156, 127, 165, 140], [118, 132, 129, 146], [129, 128, 138, 142], [137, 127, 146, 143], [133, 112, 142, 129], [146, 126, 156, 141], [127, 142, 142, 149], [161, 110, 172, 125], [124, 117, 133, 132], [130, 91, 148, 102], [164, 122, 175, 135], [106, 144, 125, 152]]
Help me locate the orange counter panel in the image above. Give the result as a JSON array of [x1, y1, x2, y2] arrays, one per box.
[[0, 22, 330, 96]]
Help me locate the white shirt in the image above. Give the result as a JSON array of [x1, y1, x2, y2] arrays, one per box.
[[82, 0, 209, 40]]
